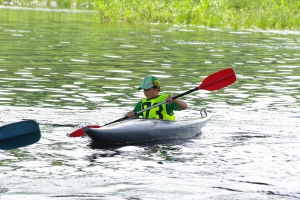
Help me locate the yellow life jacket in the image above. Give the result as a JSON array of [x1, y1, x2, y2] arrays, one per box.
[[141, 94, 176, 120]]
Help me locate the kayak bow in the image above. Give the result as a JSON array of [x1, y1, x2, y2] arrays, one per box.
[[0, 120, 41, 150]]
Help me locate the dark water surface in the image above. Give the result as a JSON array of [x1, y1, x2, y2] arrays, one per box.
[[0, 6, 299, 200]]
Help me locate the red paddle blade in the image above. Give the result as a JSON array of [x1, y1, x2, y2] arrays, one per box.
[[199, 68, 236, 91], [68, 125, 101, 137]]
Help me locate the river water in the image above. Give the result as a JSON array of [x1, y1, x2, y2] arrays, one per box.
[[0, 5, 299, 200]]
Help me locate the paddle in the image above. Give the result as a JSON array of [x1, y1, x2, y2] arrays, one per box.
[[68, 68, 236, 137], [0, 120, 41, 150]]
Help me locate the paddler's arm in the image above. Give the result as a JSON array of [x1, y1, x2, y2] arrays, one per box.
[[166, 95, 188, 110]]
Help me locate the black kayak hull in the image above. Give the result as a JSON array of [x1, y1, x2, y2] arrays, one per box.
[[84, 115, 211, 145]]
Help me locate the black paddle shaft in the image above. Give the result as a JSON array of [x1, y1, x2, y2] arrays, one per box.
[[172, 87, 198, 100]]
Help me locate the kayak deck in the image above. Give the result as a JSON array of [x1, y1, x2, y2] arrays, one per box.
[[84, 114, 211, 145]]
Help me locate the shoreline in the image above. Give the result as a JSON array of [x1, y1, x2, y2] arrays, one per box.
[[1, 0, 299, 30]]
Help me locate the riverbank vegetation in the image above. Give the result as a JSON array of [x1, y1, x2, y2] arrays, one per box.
[[1, 0, 300, 30]]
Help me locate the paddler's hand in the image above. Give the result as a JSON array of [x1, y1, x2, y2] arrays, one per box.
[[126, 111, 136, 118], [166, 95, 174, 104], [166, 95, 188, 110]]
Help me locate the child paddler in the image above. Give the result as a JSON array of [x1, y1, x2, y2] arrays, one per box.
[[126, 75, 188, 120]]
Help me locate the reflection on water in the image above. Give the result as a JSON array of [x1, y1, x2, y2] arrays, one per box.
[[0, 7, 299, 112], [0, 6, 299, 200]]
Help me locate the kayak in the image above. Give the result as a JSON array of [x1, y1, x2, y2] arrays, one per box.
[[68, 68, 236, 139], [84, 110, 211, 145]]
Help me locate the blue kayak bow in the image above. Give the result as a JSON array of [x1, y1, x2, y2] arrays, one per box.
[[0, 120, 41, 150]]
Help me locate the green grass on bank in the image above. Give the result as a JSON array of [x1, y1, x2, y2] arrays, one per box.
[[93, 0, 300, 30], [2, 0, 300, 30]]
